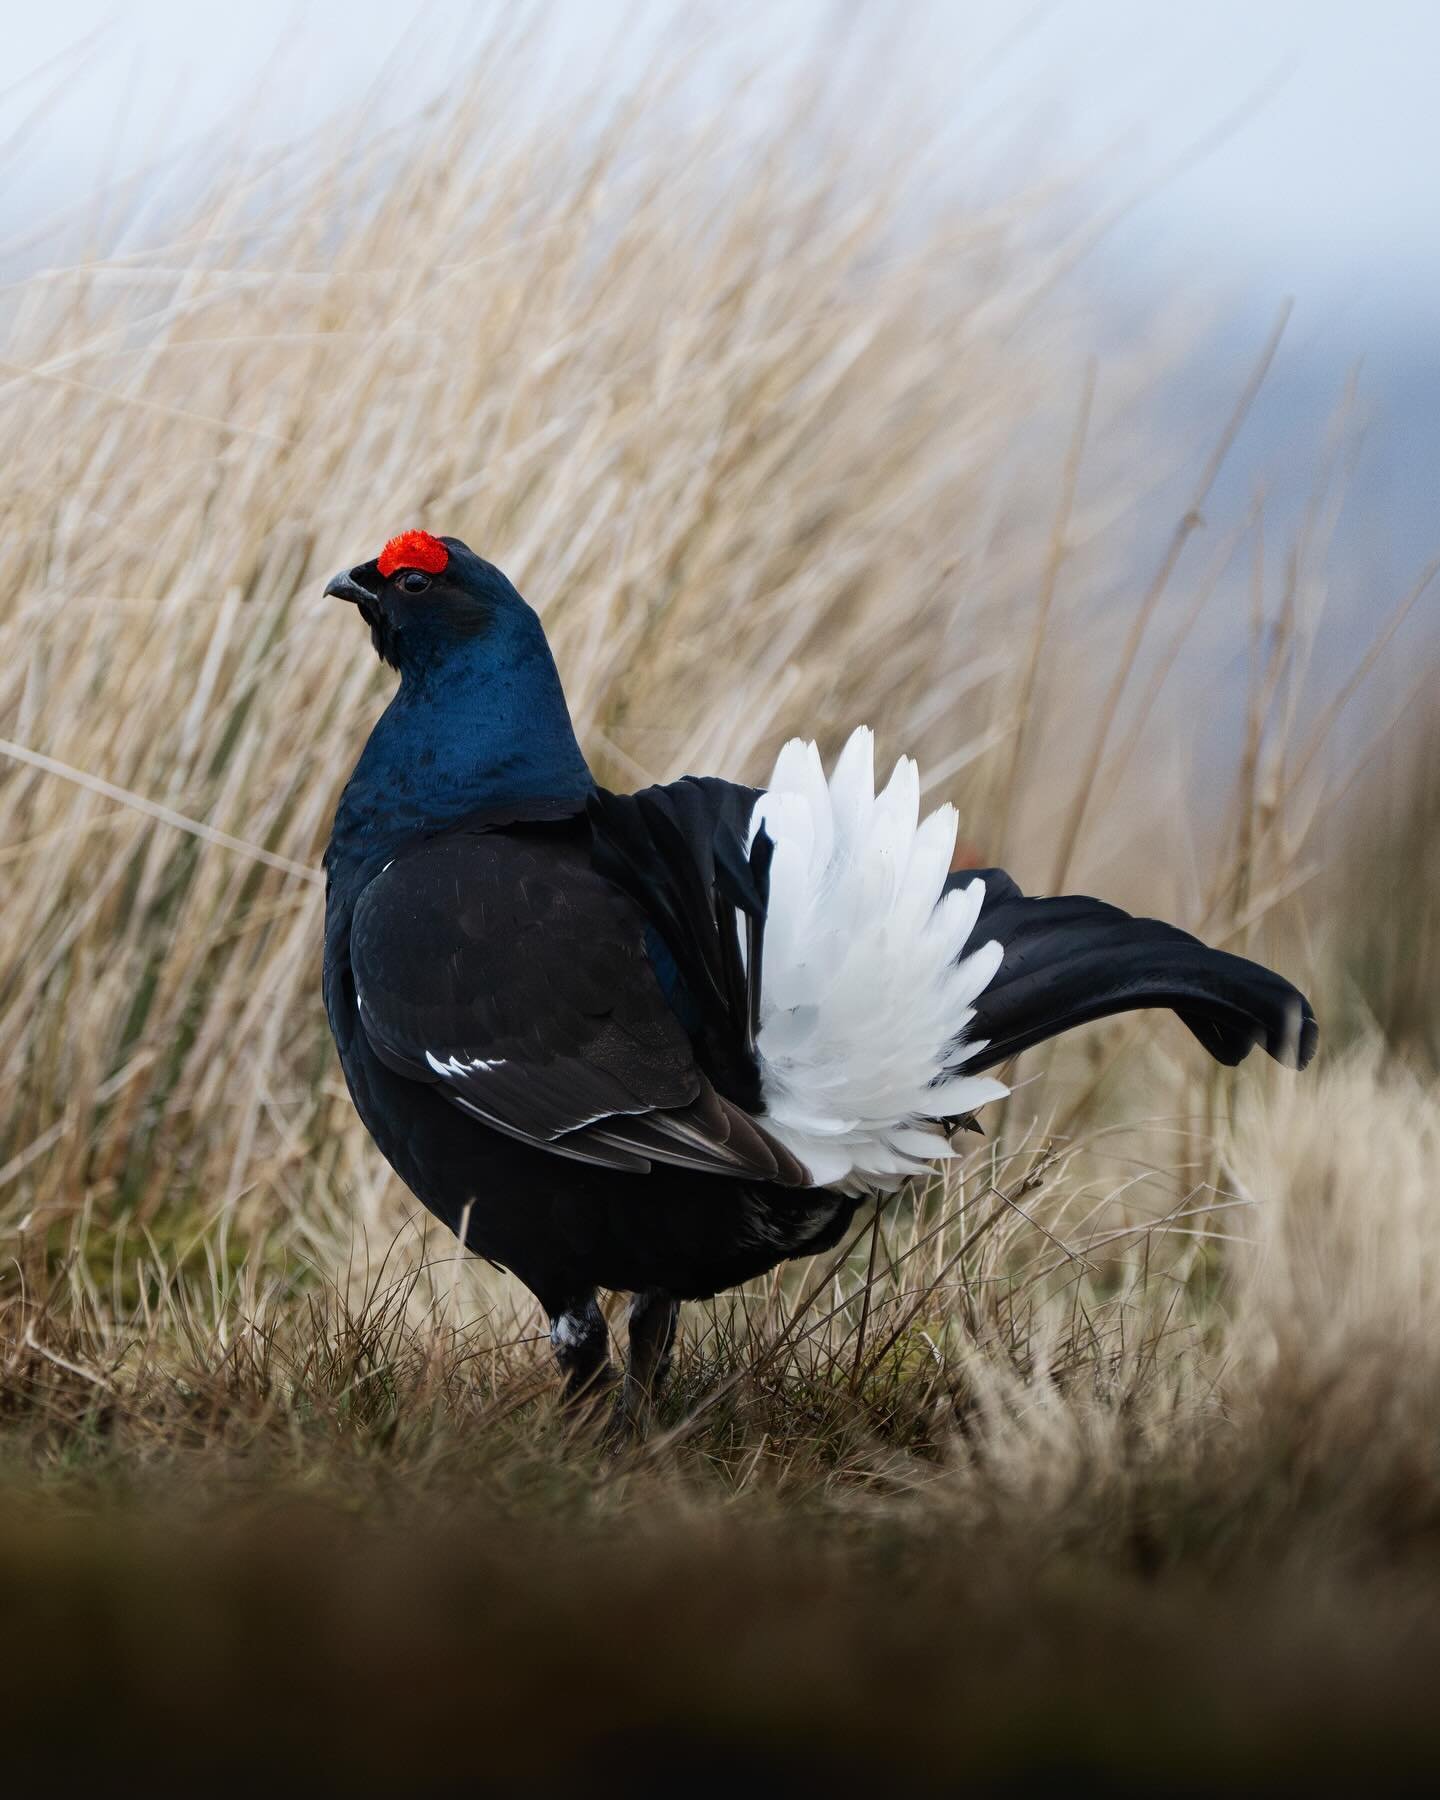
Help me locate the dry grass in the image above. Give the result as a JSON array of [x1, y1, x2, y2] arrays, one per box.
[[2, 22, 1439, 1785]]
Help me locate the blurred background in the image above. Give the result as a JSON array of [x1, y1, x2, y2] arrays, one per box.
[[2, 3, 1437, 1785], [11, 0, 1440, 593]]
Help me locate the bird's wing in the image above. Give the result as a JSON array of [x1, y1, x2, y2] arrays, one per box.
[[348, 824, 808, 1183]]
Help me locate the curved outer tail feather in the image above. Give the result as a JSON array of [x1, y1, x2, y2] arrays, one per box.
[[945, 868, 1318, 1074]]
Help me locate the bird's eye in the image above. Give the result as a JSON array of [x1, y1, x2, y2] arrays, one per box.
[[399, 569, 431, 595]]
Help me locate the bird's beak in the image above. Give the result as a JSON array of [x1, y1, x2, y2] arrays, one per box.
[[324, 561, 380, 604]]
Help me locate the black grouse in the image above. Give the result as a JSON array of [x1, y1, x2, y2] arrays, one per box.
[[322, 530, 1317, 1431]]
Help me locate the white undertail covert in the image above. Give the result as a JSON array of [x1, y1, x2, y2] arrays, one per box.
[[748, 728, 1008, 1193]]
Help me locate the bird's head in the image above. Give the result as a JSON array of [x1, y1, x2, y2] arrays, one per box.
[[325, 531, 530, 676]]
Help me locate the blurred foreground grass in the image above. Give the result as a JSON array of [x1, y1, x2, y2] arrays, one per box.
[[2, 21, 1438, 1786]]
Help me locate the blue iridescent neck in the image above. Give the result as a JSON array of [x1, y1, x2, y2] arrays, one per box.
[[327, 603, 593, 891]]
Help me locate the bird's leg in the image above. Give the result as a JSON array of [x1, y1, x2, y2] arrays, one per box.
[[549, 1295, 612, 1411], [610, 1289, 679, 1442]]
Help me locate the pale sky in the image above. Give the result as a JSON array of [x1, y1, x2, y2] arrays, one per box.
[[7, 0, 1439, 330]]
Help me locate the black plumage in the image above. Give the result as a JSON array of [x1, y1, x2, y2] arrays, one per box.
[[320, 531, 1317, 1432], [952, 868, 1320, 1071]]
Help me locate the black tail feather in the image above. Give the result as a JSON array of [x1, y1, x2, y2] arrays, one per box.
[[947, 868, 1317, 1073]]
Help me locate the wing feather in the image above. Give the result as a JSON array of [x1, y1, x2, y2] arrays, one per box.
[[349, 823, 809, 1185]]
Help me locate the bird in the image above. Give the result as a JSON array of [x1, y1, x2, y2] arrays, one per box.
[[322, 529, 1317, 1434]]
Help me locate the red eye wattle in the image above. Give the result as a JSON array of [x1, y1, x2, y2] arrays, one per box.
[[377, 530, 448, 579]]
